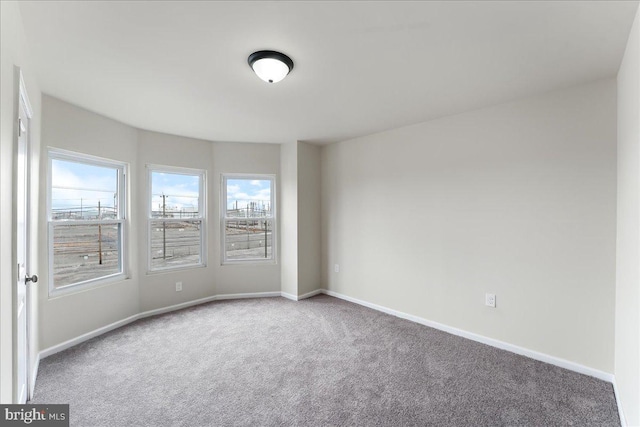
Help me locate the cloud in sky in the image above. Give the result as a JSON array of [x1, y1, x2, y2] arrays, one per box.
[[52, 164, 272, 218], [226, 179, 271, 211], [151, 172, 200, 212], [51, 159, 118, 212]]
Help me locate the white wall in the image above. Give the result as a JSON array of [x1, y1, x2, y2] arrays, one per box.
[[615, 6, 640, 425], [280, 141, 322, 298], [136, 130, 215, 311], [280, 141, 298, 297], [297, 142, 321, 296], [39, 96, 140, 351], [211, 141, 281, 296], [137, 132, 282, 311], [39, 98, 282, 349], [1, 1, 41, 403], [321, 79, 617, 373]]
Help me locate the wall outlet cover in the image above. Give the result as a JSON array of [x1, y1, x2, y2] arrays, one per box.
[[485, 293, 496, 308]]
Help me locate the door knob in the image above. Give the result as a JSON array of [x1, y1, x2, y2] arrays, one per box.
[[25, 274, 38, 283]]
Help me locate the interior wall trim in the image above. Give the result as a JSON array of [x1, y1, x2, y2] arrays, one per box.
[[298, 289, 323, 300], [320, 289, 615, 383], [35, 288, 623, 425], [29, 354, 39, 401], [38, 291, 281, 360], [320, 290, 628, 424], [281, 289, 323, 301], [612, 376, 628, 426], [281, 292, 298, 301]]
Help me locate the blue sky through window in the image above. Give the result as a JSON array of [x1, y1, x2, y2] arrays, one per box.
[[51, 159, 117, 213], [226, 179, 271, 213], [151, 171, 200, 214]]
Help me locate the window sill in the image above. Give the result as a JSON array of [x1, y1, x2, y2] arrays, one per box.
[[48, 273, 129, 299], [146, 263, 207, 275], [221, 259, 277, 266]]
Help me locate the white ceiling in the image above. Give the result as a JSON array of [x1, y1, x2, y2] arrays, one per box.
[[18, 1, 639, 145]]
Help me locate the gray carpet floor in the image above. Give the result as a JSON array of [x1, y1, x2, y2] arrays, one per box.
[[31, 295, 619, 426]]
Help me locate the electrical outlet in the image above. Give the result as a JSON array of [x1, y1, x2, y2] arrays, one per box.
[[176, 281, 183, 292], [334, 264, 340, 273], [485, 293, 496, 308]]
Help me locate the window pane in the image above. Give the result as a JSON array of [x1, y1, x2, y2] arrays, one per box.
[[51, 159, 119, 220], [151, 171, 200, 218], [52, 223, 121, 288], [150, 220, 202, 269], [226, 179, 272, 218], [225, 219, 273, 261]]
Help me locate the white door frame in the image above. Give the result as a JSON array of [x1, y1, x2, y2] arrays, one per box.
[[13, 68, 34, 404]]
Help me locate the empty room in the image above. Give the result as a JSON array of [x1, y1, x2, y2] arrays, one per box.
[[1, 1, 639, 425]]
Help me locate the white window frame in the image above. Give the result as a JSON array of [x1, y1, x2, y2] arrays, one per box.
[[47, 148, 128, 297], [221, 173, 277, 265], [147, 164, 207, 273]]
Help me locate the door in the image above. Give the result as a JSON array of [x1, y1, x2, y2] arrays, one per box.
[[15, 76, 33, 404]]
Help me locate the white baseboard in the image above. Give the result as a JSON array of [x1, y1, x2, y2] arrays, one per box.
[[138, 295, 219, 318], [18, 384, 26, 405], [321, 289, 614, 383], [612, 378, 627, 426], [39, 313, 140, 359], [281, 289, 323, 301], [29, 354, 39, 399], [203, 288, 628, 426], [216, 291, 281, 301], [298, 289, 323, 300], [37, 286, 623, 422], [281, 292, 298, 301], [39, 291, 283, 360]]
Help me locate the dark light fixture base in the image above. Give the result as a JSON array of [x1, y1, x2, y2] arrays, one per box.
[[248, 50, 294, 83]]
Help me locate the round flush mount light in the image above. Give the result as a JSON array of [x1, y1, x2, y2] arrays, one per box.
[[248, 50, 294, 83]]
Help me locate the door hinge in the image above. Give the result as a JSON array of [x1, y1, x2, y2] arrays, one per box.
[[18, 118, 24, 137]]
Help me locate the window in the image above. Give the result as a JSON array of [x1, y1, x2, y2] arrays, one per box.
[[222, 175, 276, 263], [48, 149, 126, 295], [148, 166, 206, 271]]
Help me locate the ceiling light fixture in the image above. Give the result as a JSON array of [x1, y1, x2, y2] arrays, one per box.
[[248, 50, 294, 83]]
